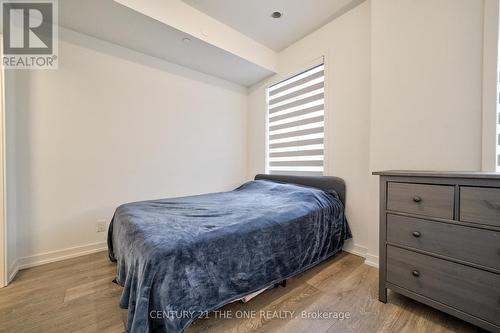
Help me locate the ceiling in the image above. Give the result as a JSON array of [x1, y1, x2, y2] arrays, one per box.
[[183, 0, 366, 51], [57, 0, 274, 87], [55, 0, 365, 86]]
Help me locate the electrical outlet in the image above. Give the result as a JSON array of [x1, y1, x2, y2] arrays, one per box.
[[96, 220, 107, 233]]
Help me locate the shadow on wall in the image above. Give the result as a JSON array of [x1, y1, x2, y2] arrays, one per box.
[[12, 67, 124, 262], [9, 26, 248, 263], [4, 70, 19, 271], [59, 27, 246, 95], [12, 70, 35, 259]]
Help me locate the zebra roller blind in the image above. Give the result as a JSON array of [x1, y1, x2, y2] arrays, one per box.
[[267, 63, 325, 176]]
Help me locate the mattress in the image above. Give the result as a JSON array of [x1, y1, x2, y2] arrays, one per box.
[[108, 179, 351, 333]]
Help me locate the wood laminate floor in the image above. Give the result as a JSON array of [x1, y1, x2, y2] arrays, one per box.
[[0, 251, 483, 333]]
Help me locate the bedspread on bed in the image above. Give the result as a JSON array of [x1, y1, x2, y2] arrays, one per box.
[[108, 180, 351, 333]]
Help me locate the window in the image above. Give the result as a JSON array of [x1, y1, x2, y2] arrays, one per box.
[[497, 93, 500, 171], [266, 63, 325, 176], [496, 10, 500, 172]]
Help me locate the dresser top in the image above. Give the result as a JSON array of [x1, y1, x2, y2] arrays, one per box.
[[372, 170, 500, 179]]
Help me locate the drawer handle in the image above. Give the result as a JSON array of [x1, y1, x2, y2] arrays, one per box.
[[412, 231, 421, 238], [412, 270, 420, 277], [413, 196, 422, 203]]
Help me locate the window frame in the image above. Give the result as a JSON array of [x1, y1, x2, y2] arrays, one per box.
[[265, 55, 329, 176], [482, 0, 500, 172]]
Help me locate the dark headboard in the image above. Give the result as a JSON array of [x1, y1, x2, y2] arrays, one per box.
[[254, 174, 346, 205]]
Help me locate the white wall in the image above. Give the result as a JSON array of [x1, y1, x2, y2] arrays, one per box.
[[5, 70, 17, 278], [6, 0, 487, 275], [248, 0, 485, 266], [370, 0, 483, 172], [247, 1, 372, 259], [9, 27, 248, 271], [368, 0, 484, 259]]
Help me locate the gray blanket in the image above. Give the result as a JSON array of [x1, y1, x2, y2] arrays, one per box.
[[108, 180, 351, 333]]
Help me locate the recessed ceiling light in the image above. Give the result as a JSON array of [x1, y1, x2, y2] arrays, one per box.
[[271, 11, 282, 19], [182, 37, 191, 43]]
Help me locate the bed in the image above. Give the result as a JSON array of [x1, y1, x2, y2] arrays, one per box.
[[107, 174, 351, 333]]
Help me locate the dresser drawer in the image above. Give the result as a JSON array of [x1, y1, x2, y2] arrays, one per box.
[[387, 214, 500, 271], [460, 187, 500, 227], [387, 246, 500, 326], [387, 183, 454, 219]]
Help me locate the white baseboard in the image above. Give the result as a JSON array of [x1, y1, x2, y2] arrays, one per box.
[[6, 240, 379, 283], [8, 260, 18, 283], [15, 241, 107, 272], [343, 241, 379, 268], [364, 253, 379, 268], [343, 242, 368, 257]]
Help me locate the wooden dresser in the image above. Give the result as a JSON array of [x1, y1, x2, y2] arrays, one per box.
[[373, 171, 500, 333]]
